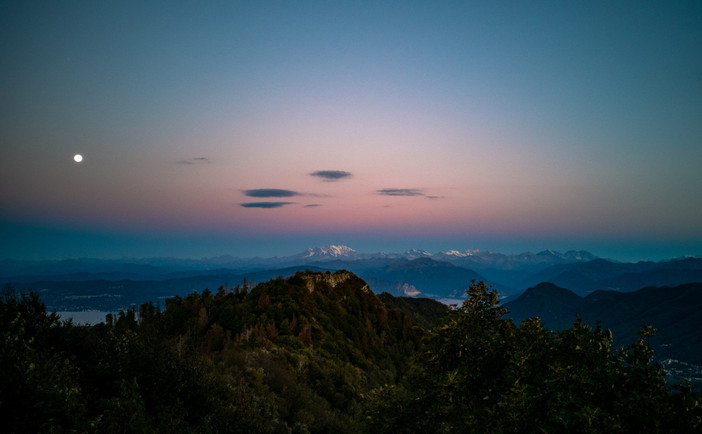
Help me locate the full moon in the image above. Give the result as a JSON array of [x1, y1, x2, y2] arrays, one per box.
[[73, 154, 83, 163]]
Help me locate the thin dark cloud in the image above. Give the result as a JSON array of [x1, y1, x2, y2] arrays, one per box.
[[304, 204, 321, 208], [377, 188, 425, 197], [376, 189, 443, 199], [240, 202, 295, 209], [310, 170, 352, 181], [177, 157, 209, 165], [243, 189, 301, 198]]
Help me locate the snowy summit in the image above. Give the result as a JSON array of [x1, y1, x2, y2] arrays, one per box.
[[302, 245, 357, 259], [439, 249, 481, 258]]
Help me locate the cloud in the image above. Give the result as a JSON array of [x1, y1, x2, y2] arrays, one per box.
[[377, 188, 425, 197], [309, 170, 352, 181], [240, 202, 295, 208], [177, 157, 209, 165], [304, 204, 321, 208], [243, 189, 301, 198]]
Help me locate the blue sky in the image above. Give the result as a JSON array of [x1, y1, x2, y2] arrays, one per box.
[[1, 1, 701, 261]]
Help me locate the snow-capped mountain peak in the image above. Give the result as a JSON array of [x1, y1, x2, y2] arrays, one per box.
[[302, 245, 357, 258], [439, 249, 480, 258], [404, 249, 433, 259]]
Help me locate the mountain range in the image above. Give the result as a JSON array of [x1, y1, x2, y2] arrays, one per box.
[[3, 245, 702, 311], [4, 245, 702, 384], [522, 257, 702, 295], [0, 245, 598, 277], [505, 281, 702, 367]]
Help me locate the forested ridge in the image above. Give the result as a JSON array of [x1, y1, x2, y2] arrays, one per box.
[[1, 271, 700, 433]]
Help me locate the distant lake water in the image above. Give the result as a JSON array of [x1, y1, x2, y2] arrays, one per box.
[[57, 311, 112, 325]]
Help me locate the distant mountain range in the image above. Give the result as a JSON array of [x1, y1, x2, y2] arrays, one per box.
[[521, 257, 702, 296], [2, 245, 701, 310], [4, 245, 702, 381], [360, 257, 484, 300], [0, 244, 600, 276], [505, 282, 702, 367]]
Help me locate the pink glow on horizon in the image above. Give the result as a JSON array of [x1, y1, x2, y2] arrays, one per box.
[[2, 2, 701, 260]]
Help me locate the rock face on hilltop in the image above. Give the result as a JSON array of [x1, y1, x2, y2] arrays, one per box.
[[299, 270, 371, 293]]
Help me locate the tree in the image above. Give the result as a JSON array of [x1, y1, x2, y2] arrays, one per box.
[[366, 281, 702, 433], [0, 289, 85, 432]]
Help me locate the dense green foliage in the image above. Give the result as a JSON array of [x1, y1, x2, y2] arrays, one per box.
[[377, 292, 451, 330], [366, 281, 702, 433], [1, 272, 424, 433], [2, 276, 701, 433]]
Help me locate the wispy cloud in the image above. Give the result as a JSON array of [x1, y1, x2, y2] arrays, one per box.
[[304, 204, 321, 208], [376, 189, 443, 199], [377, 188, 424, 197], [310, 170, 352, 181], [177, 157, 209, 165], [243, 189, 301, 198], [240, 202, 295, 208]]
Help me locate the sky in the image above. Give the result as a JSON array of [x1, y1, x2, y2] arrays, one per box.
[[2, 1, 701, 262]]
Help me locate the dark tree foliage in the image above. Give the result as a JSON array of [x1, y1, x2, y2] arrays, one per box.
[[377, 292, 451, 330], [0, 288, 84, 433], [2, 277, 701, 433], [1, 272, 425, 433], [365, 281, 702, 433]]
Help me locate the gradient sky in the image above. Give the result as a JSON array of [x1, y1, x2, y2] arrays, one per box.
[[2, 1, 701, 262]]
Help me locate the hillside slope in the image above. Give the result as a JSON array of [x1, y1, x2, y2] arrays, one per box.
[[506, 282, 702, 364]]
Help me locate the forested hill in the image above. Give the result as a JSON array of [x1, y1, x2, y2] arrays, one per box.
[[378, 291, 451, 330], [1, 270, 432, 433], [2, 271, 701, 433], [505, 281, 702, 365]]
